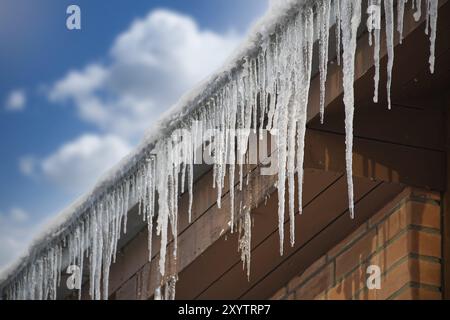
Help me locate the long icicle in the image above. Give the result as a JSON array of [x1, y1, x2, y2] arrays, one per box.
[[397, 0, 406, 43], [319, 0, 331, 124], [297, 7, 314, 219], [385, 0, 395, 110], [428, 0, 438, 74], [373, 0, 381, 103], [340, 0, 361, 219]]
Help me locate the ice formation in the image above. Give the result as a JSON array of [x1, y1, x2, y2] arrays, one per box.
[[371, 0, 382, 103], [341, 0, 361, 219], [238, 207, 252, 280], [0, 0, 439, 300], [385, 0, 395, 110]]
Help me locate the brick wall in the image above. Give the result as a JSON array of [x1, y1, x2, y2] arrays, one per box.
[[271, 188, 442, 300]]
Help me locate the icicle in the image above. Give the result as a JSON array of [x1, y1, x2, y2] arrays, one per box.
[[215, 92, 226, 210], [367, 0, 374, 46], [287, 89, 297, 243], [95, 203, 104, 300], [164, 274, 178, 300], [147, 156, 156, 261], [265, 34, 277, 133], [414, 0, 422, 21], [89, 209, 97, 299], [188, 122, 196, 223], [428, 0, 438, 74], [297, 7, 314, 218], [237, 74, 247, 191], [373, 0, 381, 103], [334, 0, 342, 65], [238, 208, 252, 280], [340, 0, 361, 219], [319, 0, 331, 124], [102, 198, 113, 300], [275, 27, 290, 256], [229, 79, 238, 233], [397, 0, 406, 43], [154, 287, 162, 300], [385, 0, 395, 110], [251, 58, 258, 135], [78, 221, 85, 299], [258, 51, 268, 140], [156, 143, 170, 278], [123, 179, 130, 234]]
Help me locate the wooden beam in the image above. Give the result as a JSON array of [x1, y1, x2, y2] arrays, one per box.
[[176, 171, 341, 299], [304, 128, 445, 191], [194, 180, 403, 299]]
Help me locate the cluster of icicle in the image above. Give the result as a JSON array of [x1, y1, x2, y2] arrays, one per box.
[[1, 0, 439, 300]]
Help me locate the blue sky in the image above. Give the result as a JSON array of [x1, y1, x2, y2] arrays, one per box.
[[0, 0, 269, 269]]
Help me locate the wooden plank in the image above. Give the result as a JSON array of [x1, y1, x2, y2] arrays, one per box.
[[304, 129, 445, 191], [195, 177, 381, 299], [387, 1, 450, 108], [175, 170, 341, 299], [308, 103, 445, 151]]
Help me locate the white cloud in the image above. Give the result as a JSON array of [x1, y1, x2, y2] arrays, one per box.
[[5, 89, 26, 111], [40, 134, 132, 193], [21, 134, 131, 194], [48, 9, 241, 139], [9, 208, 29, 223], [22, 9, 241, 200], [0, 208, 33, 269]]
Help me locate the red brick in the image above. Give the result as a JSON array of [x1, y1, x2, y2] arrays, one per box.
[[320, 228, 441, 300], [323, 264, 367, 300], [356, 257, 441, 300], [270, 287, 287, 300], [377, 200, 440, 246], [393, 287, 442, 300], [407, 201, 441, 230], [295, 264, 334, 299], [335, 229, 377, 279], [369, 188, 410, 227], [410, 189, 440, 202]]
